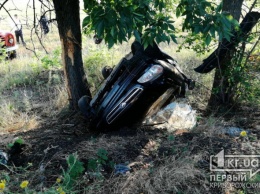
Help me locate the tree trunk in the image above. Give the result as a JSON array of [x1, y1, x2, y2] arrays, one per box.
[[53, 0, 91, 110], [207, 0, 243, 111]]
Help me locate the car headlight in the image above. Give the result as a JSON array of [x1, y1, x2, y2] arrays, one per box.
[[137, 64, 163, 83], [8, 38, 14, 44]]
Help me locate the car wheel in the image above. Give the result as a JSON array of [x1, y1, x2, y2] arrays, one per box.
[[8, 51, 17, 59], [101, 66, 113, 79], [78, 95, 93, 119]]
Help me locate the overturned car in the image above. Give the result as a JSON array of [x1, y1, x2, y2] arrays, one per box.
[[79, 41, 195, 131]]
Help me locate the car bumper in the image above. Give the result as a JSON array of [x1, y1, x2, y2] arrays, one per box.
[[6, 45, 18, 52]]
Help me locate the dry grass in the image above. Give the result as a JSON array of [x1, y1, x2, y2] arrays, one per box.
[[0, 83, 68, 133], [100, 156, 209, 194], [0, 100, 39, 133]]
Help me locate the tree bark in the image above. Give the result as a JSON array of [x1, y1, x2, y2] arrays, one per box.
[[53, 0, 91, 110], [207, 0, 243, 111]]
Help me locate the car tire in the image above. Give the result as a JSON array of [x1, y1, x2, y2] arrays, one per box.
[[101, 66, 113, 79], [8, 51, 17, 59], [78, 95, 93, 119]]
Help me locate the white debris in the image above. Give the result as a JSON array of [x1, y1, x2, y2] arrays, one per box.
[[144, 98, 196, 132]]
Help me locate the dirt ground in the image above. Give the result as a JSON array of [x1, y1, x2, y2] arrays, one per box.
[[0, 83, 260, 193]]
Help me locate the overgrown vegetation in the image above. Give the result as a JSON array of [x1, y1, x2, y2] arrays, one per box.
[[0, 0, 259, 193], [0, 30, 259, 193]]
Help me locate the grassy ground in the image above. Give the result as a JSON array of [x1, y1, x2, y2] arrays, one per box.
[[0, 7, 260, 194]]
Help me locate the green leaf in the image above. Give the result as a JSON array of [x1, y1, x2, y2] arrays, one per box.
[[223, 32, 231, 42], [162, 23, 168, 30], [134, 30, 141, 42], [87, 159, 98, 171], [170, 34, 177, 44], [66, 154, 85, 182], [176, 7, 181, 18], [155, 0, 159, 7], [96, 21, 105, 37], [205, 34, 211, 45], [226, 15, 233, 21], [82, 16, 90, 28], [168, 23, 175, 31], [168, 134, 175, 141], [221, 17, 231, 30], [107, 38, 115, 49], [202, 24, 211, 34], [159, 1, 164, 11], [15, 138, 24, 144], [134, 16, 143, 23], [216, 2, 223, 12], [156, 35, 162, 44], [218, 31, 223, 41], [209, 26, 215, 38], [232, 19, 240, 30], [133, 12, 144, 17], [110, 26, 115, 37], [84, 0, 100, 10], [7, 143, 14, 148]]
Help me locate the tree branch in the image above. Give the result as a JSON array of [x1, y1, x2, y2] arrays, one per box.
[[0, 0, 9, 10], [248, 0, 257, 13], [194, 11, 260, 73], [244, 34, 260, 66]]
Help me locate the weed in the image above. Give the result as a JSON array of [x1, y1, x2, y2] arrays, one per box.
[[7, 137, 24, 148], [83, 49, 111, 93], [87, 148, 114, 180], [41, 48, 62, 70], [168, 134, 175, 141], [0, 153, 85, 194], [62, 153, 85, 190]]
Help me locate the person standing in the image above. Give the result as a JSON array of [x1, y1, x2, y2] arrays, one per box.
[[11, 14, 26, 46], [39, 15, 49, 35]]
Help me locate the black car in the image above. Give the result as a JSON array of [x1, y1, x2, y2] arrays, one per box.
[[79, 41, 195, 131]]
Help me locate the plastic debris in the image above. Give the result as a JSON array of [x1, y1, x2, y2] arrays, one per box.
[[144, 98, 197, 132], [0, 150, 8, 165], [220, 127, 248, 137], [114, 164, 131, 175]]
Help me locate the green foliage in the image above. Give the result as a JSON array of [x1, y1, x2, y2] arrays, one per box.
[[82, 0, 238, 49], [0, 48, 63, 91], [176, 0, 239, 53], [88, 148, 109, 171], [213, 29, 260, 105], [0, 153, 85, 194], [84, 49, 110, 71], [177, 0, 239, 42], [83, 48, 112, 93], [41, 48, 62, 70], [0, 43, 7, 62], [82, 0, 177, 48], [168, 134, 175, 141], [87, 148, 114, 179], [1, 70, 39, 90], [62, 153, 85, 188], [177, 33, 217, 54], [7, 137, 24, 148]]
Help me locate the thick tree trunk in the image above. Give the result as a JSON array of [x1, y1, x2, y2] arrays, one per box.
[[206, 11, 260, 111], [207, 0, 243, 111], [53, 0, 91, 110]]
